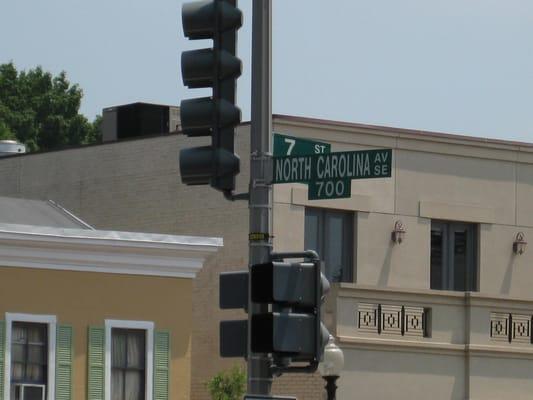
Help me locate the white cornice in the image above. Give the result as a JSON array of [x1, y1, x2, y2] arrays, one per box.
[[273, 116, 533, 164], [273, 114, 533, 152], [0, 223, 222, 278]]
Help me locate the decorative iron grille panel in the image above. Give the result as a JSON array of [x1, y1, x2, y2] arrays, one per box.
[[357, 303, 428, 337]]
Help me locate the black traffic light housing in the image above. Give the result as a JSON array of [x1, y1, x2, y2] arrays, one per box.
[[179, 0, 242, 193], [251, 261, 329, 308], [219, 271, 248, 358], [250, 256, 331, 371]]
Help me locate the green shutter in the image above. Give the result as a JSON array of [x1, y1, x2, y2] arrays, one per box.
[[87, 326, 105, 400], [56, 325, 73, 400], [153, 330, 170, 400], [0, 321, 5, 399]]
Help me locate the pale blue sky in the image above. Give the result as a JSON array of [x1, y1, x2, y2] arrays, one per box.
[[1, 0, 532, 141]]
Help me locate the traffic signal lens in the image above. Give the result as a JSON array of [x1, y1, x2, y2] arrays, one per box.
[[182, 0, 242, 40]]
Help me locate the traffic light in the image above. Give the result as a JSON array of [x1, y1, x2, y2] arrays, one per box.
[[219, 271, 248, 358], [179, 0, 242, 192], [250, 260, 330, 369]]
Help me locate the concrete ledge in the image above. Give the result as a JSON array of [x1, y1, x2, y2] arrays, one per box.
[[337, 283, 466, 306], [338, 284, 533, 310], [338, 336, 465, 356], [338, 337, 533, 360], [468, 344, 533, 360]]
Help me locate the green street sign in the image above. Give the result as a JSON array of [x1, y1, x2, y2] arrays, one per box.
[[308, 179, 352, 200], [273, 149, 392, 200], [273, 133, 331, 157]]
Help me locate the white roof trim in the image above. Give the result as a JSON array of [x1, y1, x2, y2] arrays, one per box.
[[0, 223, 222, 278]]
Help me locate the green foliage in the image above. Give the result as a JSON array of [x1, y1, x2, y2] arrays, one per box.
[[0, 120, 15, 140], [206, 367, 246, 400], [85, 114, 102, 145], [0, 62, 101, 152]]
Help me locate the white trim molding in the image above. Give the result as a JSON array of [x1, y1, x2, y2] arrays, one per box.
[[419, 200, 496, 224], [104, 319, 155, 400], [0, 223, 222, 278], [4, 312, 57, 400]]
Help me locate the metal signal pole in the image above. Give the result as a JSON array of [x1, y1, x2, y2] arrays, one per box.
[[248, 0, 273, 396]]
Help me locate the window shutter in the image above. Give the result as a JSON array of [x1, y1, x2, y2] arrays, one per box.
[[87, 326, 105, 400], [56, 325, 73, 400], [0, 321, 5, 399], [153, 330, 170, 400]]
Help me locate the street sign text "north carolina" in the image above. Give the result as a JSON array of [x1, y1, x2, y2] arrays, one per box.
[[273, 149, 392, 184]]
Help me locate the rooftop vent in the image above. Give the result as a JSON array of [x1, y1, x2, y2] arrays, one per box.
[[0, 140, 26, 157], [102, 102, 181, 143]]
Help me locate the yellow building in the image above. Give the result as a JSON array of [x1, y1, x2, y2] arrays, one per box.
[[0, 197, 221, 400]]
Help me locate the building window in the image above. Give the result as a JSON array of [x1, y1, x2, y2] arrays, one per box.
[[304, 207, 354, 283], [111, 329, 146, 400], [11, 322, 48, 392], [430, 221, 478, 291], [4, 313, 56, 400], [105, 320, 154, 400]]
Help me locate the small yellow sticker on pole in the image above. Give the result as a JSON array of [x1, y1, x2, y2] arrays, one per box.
[[249, 232, 270, 241]]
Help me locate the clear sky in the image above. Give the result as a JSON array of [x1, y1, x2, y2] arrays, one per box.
[[1, 0, 532, 142]]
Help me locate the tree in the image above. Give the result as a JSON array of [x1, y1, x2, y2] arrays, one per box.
[[0, 62, 101, 151], [206, 367, 246, 400], [0, 120, 15, 140], [86, 114, 102, 144]]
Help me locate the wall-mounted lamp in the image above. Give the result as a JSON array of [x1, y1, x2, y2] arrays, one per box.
[[513, 232, 527, 255], [391, 220, 406, 244]]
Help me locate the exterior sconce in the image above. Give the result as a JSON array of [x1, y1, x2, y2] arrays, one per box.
[[513, 232, 527, 255], [391, 220, 406, 244]]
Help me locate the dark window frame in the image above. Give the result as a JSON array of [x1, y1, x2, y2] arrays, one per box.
[[10, 322, 48, 386], [430, 220, 478, 292], [304, 207, 354, 283]]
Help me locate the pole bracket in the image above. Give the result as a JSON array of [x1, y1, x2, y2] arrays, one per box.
[[251, 151, 273, 186], [270, 360, 319, 375], [223, 190, 250, 201], [270, 250, 320, 262]]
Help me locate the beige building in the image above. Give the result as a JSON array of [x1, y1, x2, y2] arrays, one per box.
[[0, 196, 221, 400], [2, 114, 533, 399]]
